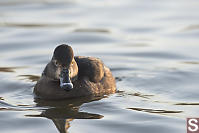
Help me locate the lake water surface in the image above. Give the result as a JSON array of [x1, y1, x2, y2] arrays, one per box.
[[0, 0, 199, 133]]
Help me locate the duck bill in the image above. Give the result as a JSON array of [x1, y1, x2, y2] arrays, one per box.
[[60, 69, 73, 91]]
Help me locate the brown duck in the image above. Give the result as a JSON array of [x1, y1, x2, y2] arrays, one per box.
[[34, 44, 116, 99]]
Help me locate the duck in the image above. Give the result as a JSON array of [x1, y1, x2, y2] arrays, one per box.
[[34, 44, 116, 100]]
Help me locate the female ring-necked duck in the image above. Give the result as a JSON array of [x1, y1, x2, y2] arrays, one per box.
[[34, 44, 116, 99]]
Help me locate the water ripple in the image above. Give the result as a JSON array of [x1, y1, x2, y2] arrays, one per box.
[[73, 28, 110, 33], [0, 66, 27, 73], [128, 107, 183, 114], [175, 103, 199, 105], [17, 75, 40, 82], [0, 22, 75, 28], [182, 24, 199, 32]]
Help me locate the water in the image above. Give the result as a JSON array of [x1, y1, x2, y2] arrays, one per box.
[[0, 0, 199, 133]]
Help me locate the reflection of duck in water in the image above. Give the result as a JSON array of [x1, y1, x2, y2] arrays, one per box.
[[30, 97, 104, 133], [34, 44, 116, 99]]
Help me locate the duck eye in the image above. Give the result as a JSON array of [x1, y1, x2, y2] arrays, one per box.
[[54, 60, 59, 66]]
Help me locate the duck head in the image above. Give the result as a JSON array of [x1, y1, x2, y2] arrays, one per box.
[[51, 44, 78, 91]]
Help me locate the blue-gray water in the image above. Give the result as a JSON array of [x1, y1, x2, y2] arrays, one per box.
[[0, 0, 199, 133]]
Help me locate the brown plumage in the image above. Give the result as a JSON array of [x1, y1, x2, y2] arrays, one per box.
[[34, 44, 116, 100]]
